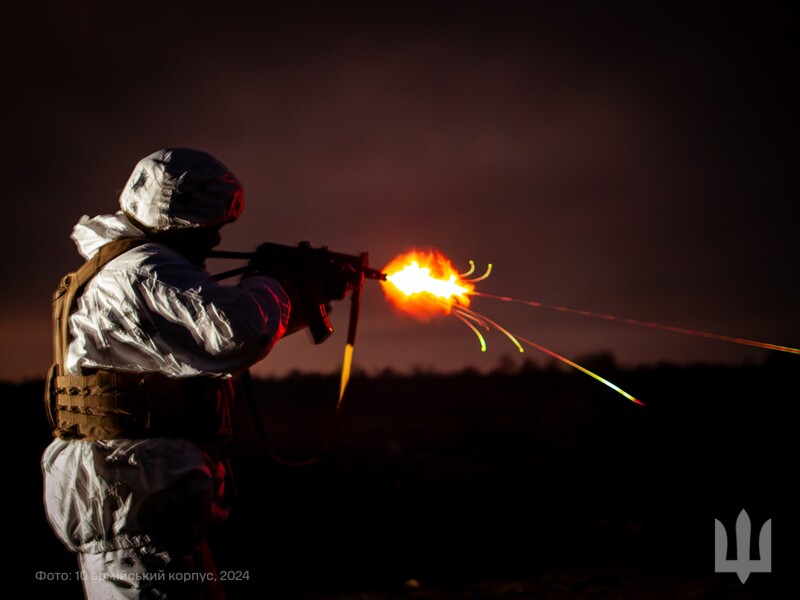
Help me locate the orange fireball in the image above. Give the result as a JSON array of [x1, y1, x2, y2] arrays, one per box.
[[381, 250, 473, 317]]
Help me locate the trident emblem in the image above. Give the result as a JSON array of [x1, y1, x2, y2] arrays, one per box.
[[714, 509, 771, 583]]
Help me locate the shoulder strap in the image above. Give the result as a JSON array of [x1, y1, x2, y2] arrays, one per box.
[[51, 238, 149, 376]]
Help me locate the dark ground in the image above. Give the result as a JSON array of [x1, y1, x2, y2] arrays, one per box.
[[15, 354, 795, 599]]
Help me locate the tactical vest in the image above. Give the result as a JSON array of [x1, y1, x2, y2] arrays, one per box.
[[45, 238, 233, 443]]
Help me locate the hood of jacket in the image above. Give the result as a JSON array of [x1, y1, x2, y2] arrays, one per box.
[[71, 211, 146, 260]]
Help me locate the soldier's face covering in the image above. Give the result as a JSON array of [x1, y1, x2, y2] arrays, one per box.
[[151, 226, 223, 267]]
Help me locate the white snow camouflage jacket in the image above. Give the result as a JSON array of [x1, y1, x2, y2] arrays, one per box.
[[43, 211, 290, 554]]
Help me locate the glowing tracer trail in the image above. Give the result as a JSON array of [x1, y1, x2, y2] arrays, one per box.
[[472, 292, 800, 355], [453, 311, 488, 353], [460, 260, 493, 282], [513, 334, 644, 405], [453, 305, 643, 405]]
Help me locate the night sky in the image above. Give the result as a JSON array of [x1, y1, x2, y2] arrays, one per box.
[[5, 1, 798, 382]]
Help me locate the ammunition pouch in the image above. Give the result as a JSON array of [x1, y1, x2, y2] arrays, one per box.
[[45, 366, 233, 444]]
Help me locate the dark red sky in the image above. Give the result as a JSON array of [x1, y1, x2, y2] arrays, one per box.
[[4, 2, 798, 382]]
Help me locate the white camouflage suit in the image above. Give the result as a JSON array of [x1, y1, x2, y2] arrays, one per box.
[[42, 149, 290, 599]]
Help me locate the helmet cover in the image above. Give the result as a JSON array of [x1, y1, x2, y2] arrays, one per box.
[[119, 148, 244, 231]]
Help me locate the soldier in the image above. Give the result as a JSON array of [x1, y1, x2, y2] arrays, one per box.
[[42, 148, 325, 599]]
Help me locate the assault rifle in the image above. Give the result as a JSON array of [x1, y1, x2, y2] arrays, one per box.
[[208, 242, 385, 345], [210, 241, 387, 463]]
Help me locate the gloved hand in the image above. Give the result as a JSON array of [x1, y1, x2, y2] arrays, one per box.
[[245, 242, 361, 343], [319, 260, 359, 302]]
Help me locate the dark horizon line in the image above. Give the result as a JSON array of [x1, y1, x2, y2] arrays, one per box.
[[6, 350, 793, 388]]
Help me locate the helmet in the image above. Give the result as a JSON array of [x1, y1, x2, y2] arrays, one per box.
[[119, 148, 244, 232]]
